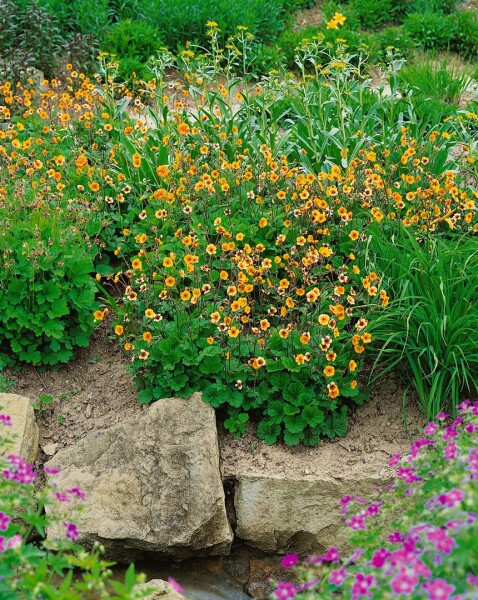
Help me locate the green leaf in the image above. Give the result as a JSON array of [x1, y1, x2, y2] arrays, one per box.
[[137, 388, 154, 404], [283, 429, 303, 446], [283, 381, 306, 403], [202, 382, 229, 408], [302, 405, 324, 428], [257, 421, 281, 445], [284, 414, 306, 434], [199, 355, 223, 375]]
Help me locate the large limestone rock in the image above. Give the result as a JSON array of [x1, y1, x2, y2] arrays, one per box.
[[234, 474, 386, 554], [0, 393, 39, 463], [46, 393, 233, 559], [134, 579, 187, 599]]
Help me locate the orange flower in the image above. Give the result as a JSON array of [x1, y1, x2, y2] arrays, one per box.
[[114, 325, 124, 335], [178, 122, 190, 135], [323, 366, 335, 377], [132, 258, 142, 270], [143, 331, 152, 342], [132, 153, 142, 168]]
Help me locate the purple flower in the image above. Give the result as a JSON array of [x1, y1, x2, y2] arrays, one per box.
[[368, 547, 391, 569], [389, 531, 404, 544], [366, 503, 383, 517], [67, 487, 86, 500], [442, 427, 458, 441], [435, 412, 449, 420], [44, 467, 61, 476], [281, 553, 299, 568], [55, 492, 70, 503], [274, 582, 296, 599], [351, 572, 374, 599], [329, 566, 347, 586], [389, 452, 402, 467], [0, 414, 12, 427], [391, 570, 419, 595], [167, 577, 184, 594], [422, 578, 455, 600], [443, 441, 457, 460], [323, 546, 340, 562], [348, 514, 367, 530], [467, 449, 478, 479], [0, 537, 4, 553], [0, 512, 10, 532], [467, 574, 478, 587], [62, 521, 79, 541], [426, 529, 455, 554], [437, 488, 464, 508], [424, 422, 438, 436], [396, 467, 421, 484]]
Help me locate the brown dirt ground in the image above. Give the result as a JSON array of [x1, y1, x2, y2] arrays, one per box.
[[5, 326, 424, 478]]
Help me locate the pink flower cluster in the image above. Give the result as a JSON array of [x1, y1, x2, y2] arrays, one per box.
[[274, 400, 478, 600]]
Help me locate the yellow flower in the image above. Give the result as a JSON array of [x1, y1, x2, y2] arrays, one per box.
[[132, 258, 142, 270], [114, 325, 123, 335], [323, 366, 335, 377], [143, 331, 152, 342]]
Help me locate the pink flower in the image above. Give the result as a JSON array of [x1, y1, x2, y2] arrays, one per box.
[[435, 412, 449, 420], [389, 453, 401, 467], [351, 572, 374, 599], [55, 492, 70, 503], [0, 414, 12, 427], [281, 553, 299, 568], [348, 514, 367, 530], [323, 546, 340, 562], [424, 422, 438, 436], [388, 531, 404, 544], [274, 582, 296, 599], [422, 578, 455, 600], [366, 503, 383, 517], [67, 487, 86, 500], [467, 574, 478, 587], [167, 577, 184, 594], [443, 441, 457, 460], [62, 521, 79, 541], [368, 547, 390, 568], [44, 466, 61, 476], [329, 567, 347, 586], [438, 488, 464, 508], [391, 570, 419, 595], [426, 529, 455, 554], [0, 512, 10, 532], [6, 534, 21, 549], [442, 427, 458, 441]]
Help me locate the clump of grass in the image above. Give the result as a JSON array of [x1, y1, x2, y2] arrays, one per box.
[[368, 225, 478, 419]]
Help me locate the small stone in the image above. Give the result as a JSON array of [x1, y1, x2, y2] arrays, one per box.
[[42, 443, 58, 456], [85, 404, 92, 418]]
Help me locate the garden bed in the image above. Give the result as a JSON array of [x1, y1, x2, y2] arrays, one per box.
[[4, 325, 423, 479]]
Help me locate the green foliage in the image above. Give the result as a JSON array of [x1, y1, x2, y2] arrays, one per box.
[[348, 0, 397, 31], [139, 0, 297, 50], [447, 10, 478, 58], [368, 226, 478, 418], [39, 0, 110, 39], [104, 19, 164, 82], [403, 11, 454, 51], [396, 56, 472, 122], [0, 214, 98, 366]]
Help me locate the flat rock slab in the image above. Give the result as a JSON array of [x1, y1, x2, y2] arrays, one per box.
[[235, 473, 386, 554], [46, 393, 233, 559], [0, 393, 39, 463]]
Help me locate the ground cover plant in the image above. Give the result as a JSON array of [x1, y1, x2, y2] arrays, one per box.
[[273, 399, 478, 598]]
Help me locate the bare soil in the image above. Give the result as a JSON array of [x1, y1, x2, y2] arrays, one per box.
[[292, 3, 324, 30], [5, 326, 424, 478]]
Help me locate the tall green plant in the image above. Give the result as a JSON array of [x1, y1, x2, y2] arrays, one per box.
[[367, 225, 478, 418]]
